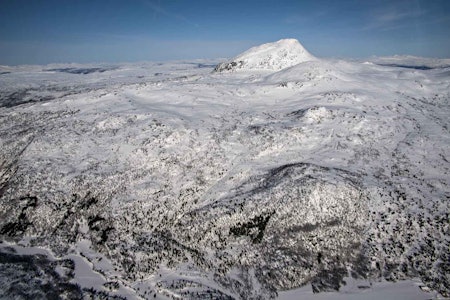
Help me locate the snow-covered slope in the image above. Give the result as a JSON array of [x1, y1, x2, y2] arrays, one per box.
[[214, 38, 316, 72], [0, 42, 449, 299]]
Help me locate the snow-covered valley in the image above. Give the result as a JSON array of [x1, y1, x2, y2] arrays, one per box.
[[0, 39, 449, 299]]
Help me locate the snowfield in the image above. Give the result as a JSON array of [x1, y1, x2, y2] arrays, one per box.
[[0, 39, 449, 299]]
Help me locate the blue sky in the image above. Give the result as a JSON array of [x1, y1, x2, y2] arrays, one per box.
[[0, 0, 449, 65]]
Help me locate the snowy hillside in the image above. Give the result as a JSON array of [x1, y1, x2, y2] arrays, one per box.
[[0, 40, 449, 299], [214, 39, 316, 72]]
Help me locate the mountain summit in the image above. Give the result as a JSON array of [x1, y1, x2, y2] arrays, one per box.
[[214, 38, 316, 72]]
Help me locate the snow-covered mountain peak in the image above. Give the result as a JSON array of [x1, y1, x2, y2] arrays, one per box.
[[214, 38, 316, 72]]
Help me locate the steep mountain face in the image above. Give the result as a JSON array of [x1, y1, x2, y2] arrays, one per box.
[[214, 39, 316, 72], [0, 42, 449, 299]]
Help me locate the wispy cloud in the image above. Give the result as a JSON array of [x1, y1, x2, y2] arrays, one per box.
[[284, 10, 329, 25], [363, 3, 426, 31], [136, 0, 199, 28]]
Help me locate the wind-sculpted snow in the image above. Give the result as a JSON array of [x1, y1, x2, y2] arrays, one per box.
[[0, 46, 449, 299]]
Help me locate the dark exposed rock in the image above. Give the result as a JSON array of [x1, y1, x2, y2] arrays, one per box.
[[46, 67, 116, 74], [214, 61, 245, 72], [376, 64, 434, 70]]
